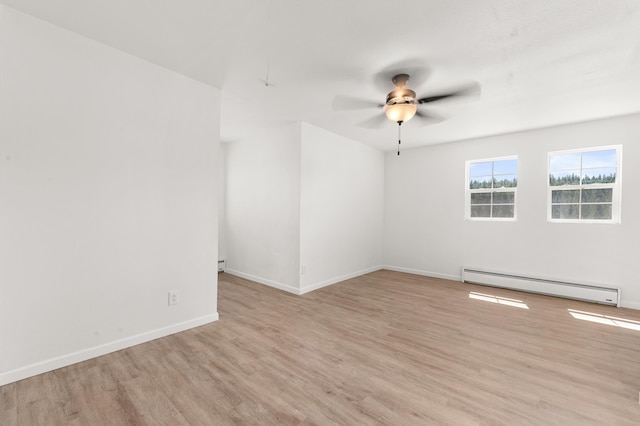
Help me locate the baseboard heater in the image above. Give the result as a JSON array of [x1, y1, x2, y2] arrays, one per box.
[[462, 267, 620, 307]]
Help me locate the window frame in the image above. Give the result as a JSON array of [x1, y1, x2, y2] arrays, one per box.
[[547, 145, 622, 224], [465, 155, 518, 222]]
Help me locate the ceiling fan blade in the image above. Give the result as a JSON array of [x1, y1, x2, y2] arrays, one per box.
[[412, 109, 446, 126], [417, 82, 480, 104], [332, 96, 382, 111], [417, 93, 457, 104], [373, 60, 431, 91], [357, 113, 388, 129]]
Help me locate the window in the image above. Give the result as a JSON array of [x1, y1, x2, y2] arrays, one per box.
[[466, 156, 518, 220], [548, 146, 621, 223]]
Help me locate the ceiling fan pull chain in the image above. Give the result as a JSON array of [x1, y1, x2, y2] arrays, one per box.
[[264, 0, 273, 87], [397, 121, 402, 156]]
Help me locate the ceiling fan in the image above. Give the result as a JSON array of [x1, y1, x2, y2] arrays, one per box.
[[333, 70, 479, 154]]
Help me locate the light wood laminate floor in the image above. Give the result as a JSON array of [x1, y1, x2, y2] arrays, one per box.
[[2, 270, 640, 425]]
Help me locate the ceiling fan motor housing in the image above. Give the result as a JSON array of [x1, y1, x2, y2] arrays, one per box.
[[386, 88, 417, 106]]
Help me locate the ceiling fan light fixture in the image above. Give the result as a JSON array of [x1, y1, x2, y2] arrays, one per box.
[[385, 103, 417, 123]]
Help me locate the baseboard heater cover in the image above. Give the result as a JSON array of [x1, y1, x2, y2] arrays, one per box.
[[462, 267, 620, 307]]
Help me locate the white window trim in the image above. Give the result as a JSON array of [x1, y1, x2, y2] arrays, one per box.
[[465, 155, 518, 222], [547, 145, 622, 224]]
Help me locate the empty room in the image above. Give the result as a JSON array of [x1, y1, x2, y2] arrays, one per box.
[[1, 1, 640, 424]]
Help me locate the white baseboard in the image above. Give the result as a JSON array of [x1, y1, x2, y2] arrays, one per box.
[[225, 266, 384, 295], [382, 265, 461, 282], [0, 313, 219, 386], [299, 266, 383, 294], [224, 269, 300, 295]]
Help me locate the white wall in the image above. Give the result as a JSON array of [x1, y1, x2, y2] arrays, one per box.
[[384, 114, 640, 309], [0, 6, 220, 385], [299, 123, 384, 292], [224, 124, 301, 292]]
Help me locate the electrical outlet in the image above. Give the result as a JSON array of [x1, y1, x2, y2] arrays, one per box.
[[168, 291, 179, 306], [301, 264, 306, 275]]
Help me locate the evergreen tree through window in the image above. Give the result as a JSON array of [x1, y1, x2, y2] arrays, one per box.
[[548, 146, 621, 223], [466, 156, 518, 220]]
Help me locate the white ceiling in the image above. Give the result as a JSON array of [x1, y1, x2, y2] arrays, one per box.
[[3, 0, 640, 151]]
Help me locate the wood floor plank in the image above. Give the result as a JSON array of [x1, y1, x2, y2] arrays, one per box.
[[0, 382, 17, 425], [3, 269, 640, 425]]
